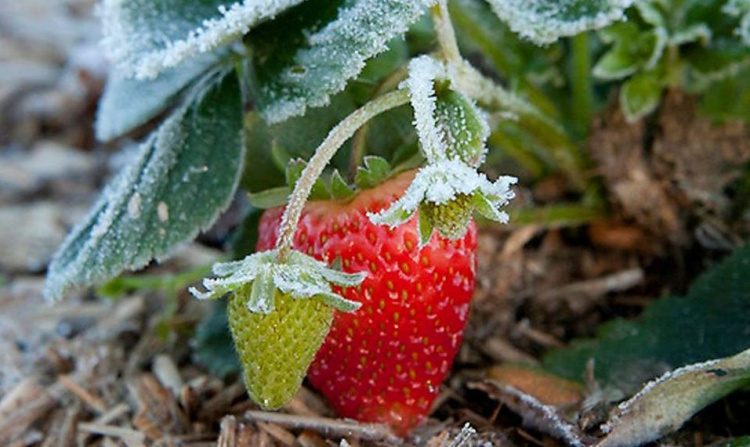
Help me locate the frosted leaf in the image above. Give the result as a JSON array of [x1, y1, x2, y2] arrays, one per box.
[[248, 0, 435, 124], [44, 71, 244, 301], [102, 0, 305, 79], [600, 347, 750, 447], [725, 0, 750, 45], [485, 0, 634, 45], [369, 159, 517, 245], [96, 52, 221, 141], [189, 249, 364, 314], [402, 56, 490, 165]]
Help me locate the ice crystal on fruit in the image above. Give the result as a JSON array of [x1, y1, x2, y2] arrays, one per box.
[[369, 159, 517, 245], [190, 250, 364, 314]]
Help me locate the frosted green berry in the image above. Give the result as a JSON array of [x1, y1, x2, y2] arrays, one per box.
[[228, 286, 334, 409]]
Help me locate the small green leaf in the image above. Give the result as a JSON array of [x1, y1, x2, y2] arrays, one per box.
[[355, 156, 392, 190], [285, 159, 329, 200], [593, 24, 666, 80], [599, 347, 750, 447], [247, 187, 291, 209], [543, 243, 750, 389], [246, 0, 433, 124], [44, 70, 244, 301], [96, 53, 222, 141], [485, 0, 634, 45], [417, 207, 434, 248], [620, 70, 662, 122], [329, 170, 355, 201]]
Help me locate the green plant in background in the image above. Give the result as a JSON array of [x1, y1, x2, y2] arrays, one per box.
[[593, 0, 750, 121], [43, 0, 750, 442]]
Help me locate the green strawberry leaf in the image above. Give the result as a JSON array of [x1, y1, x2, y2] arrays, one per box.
[[725, 0, 750, 45], [620, 70, 662, 122], [96, 53, 222, 141], [102, 0, 304, 79], [484, 0, 634, 45], [593, 23, 666, 80], [599, 347, 750, 447], [44, 70, 244, 301], [245, 0, 433, 124], [543, 243, 750, 389], [355, 156, 392, 190]]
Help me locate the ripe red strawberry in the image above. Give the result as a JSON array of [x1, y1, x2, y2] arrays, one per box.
[[256, 170, 477, 435]]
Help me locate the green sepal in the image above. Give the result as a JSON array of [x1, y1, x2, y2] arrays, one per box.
[[330, 170, 355, 201], [317, 292, 362, 313], [286, 159, 329, 200], [620, 70, 663, 122], [247, 187, 291, 209], [417, 207, 435, 248], [472, 191, 510, 224], [355, 156, 392, 190], [249, 271, 276, 314]]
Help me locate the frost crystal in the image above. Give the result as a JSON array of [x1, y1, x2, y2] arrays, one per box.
[[486, 0, 633, 45], [102, 0, 305, 79], [369, 159, 517, 245], [190, 250, 365, 314], [401, 55, 448, 162]]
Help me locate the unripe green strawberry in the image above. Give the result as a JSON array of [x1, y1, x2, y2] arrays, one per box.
[[227, 287, 334, 410], [191, 250, 363, 411]]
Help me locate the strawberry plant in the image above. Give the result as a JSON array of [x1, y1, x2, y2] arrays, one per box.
[[43, 0, 750, 442]]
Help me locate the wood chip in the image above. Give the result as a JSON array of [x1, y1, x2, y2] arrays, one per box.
[[77, 422, 147, 447], [243, 411, 401, 444]]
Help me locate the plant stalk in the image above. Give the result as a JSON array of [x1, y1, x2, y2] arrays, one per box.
[[431, 0, 462, 66], [276, 89, 410, 261]]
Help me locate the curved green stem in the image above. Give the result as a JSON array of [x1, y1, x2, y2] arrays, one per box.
[[348, 65, 409, 180], [431, 0, 462, 66], [276, 89, 410, 261]]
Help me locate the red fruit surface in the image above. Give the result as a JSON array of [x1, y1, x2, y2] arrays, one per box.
[[256, 171, 477, 436]]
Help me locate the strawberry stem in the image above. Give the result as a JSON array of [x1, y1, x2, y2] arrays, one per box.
[[431, 0, 462, 67], [276, 89, 411, 262]]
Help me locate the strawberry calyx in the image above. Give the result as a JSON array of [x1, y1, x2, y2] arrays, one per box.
[[190, 249, 365, 410], [369, 158, 517, 246], [190, 249, 364, 313]]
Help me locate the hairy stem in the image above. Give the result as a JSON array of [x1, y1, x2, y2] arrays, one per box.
[[276, 89, 410, 261], [431, 0, 462, 66]]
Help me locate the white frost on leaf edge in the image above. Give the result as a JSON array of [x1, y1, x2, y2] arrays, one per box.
[[102, 0, 305, 80], [724, 0, 750, 46], [369, 158, 517, 226], [400, 55, 448, 162], [485, 0, 634, 45], [189, 250, 365, 314], [260, 0, 437, 124]]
